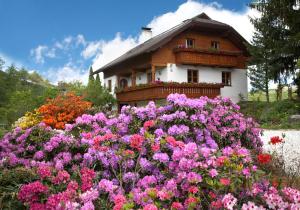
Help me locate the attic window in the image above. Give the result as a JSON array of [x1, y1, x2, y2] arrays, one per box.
[[186, 38, 195, 48], [211, 41, 220, 50]]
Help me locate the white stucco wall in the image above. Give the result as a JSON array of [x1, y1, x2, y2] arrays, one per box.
[[136, 72, 147, 85], [168, 64, 248, 103], [220, 68, 248, 102], [104, 75, 117, 95], [105, 64, 247, 103]]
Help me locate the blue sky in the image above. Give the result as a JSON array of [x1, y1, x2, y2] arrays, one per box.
[[0, 0, 253, 84]]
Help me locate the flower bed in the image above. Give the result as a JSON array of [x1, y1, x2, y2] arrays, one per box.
[[0, 94, 299, 209]]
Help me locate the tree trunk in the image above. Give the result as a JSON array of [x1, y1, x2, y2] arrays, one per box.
[[265, 68, 270, 102], [266, 88, 270, 102], [288, 85, 293, 100]]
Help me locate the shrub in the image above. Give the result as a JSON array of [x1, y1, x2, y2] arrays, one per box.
[[0, 167, 38, 209], [13, 109, 42, 129], [38, 92, 92, 129], [0, 94, 299, 209]]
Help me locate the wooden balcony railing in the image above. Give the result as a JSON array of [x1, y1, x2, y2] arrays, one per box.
[[173, 48, 242, 68], [116, 82, 224, 103]]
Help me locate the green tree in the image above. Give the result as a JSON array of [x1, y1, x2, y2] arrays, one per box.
[[250, 0, 300, 96], [95, 73, 101, 87], [0, 57, 4, 70], [248, 65, 272, 102], [87, 66, 95, 89], [247, 20, 273, 102]]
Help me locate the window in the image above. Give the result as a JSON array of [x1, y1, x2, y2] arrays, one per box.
[[108, 79, 112, 92], [211, 41, 220, 50], [222, 72, 231, 86], [186, 38, 195, 48], [187, 70, 198, 83]]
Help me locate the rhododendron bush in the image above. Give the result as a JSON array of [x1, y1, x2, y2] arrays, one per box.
[[38, 92, 92, 129], [0, 94, 299, 210]]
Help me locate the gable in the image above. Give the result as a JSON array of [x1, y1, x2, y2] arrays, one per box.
[[94, 13, 250, 74], [152, 29, 247, 66]]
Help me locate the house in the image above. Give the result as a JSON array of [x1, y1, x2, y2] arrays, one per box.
[[93, 13, 250, 110]]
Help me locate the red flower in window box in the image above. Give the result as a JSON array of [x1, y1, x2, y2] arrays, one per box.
[[269, 136, 283, 145], [257, 153, 272, 164]]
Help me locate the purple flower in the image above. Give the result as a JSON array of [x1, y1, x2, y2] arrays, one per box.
[[33, 151, 44, 160], [153, 153, 169, 163], [187, 172, 202, 183], [123, 172, 139, 183], [168, 125, 189, 136]]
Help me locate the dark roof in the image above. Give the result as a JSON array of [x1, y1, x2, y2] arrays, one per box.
[[94, 13, 249, 74]]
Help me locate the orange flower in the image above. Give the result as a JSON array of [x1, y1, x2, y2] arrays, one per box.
[[38, 92, 91, 129]]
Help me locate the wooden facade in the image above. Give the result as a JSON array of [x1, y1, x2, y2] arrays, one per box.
[[116, 83, 224, 105]]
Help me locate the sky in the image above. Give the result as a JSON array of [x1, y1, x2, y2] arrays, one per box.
[[0, 0, 256, 84]]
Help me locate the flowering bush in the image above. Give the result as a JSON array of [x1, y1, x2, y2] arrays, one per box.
[[13, 109, 42, 129], [0, 94, 299, 209], [38, 92, 92, 129]]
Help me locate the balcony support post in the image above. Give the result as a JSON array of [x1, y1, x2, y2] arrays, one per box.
[[131, 70, 136, 87], [151, 65, 156, 83], [116, 74, 120, 88]]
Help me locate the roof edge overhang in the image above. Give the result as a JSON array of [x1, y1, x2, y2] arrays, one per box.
[[93, 18, 250, 75]]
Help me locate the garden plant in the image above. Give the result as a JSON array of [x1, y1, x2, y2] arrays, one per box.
[[0, 94, 299, 209]]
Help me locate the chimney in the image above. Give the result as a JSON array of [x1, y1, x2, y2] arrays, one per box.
[[140, 27, 152, 42]]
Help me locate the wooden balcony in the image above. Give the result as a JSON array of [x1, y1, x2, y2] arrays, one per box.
[[116, 82, 224, 103], [173, 47, 242, 68]]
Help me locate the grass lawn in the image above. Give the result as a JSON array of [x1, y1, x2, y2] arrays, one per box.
[[239, 99, 300, 129], [248, 87, 297, 102]]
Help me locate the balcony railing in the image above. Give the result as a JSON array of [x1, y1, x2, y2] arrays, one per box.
[[116, 82, 224, 103], [173, 47, 242, 67]]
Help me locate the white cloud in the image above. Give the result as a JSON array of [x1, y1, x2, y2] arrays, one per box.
[[76, 34, 87, 46], [31, 34, 87, 64], [81, 41, 103, 59], [30, 45, 56, 64], [0, 52, 25, 69], [92, 33, 137, 69], [91, 0, 259, 71], [46, 62, 89, 85]]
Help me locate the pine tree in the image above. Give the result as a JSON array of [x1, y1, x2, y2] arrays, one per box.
[[248, 65, 271, 102], [87, 66, 95, 89], [250, 0, 300, 96], [247, 10, 273, 102], [95, 73, 102, 90], [85, 69, 116, 107]]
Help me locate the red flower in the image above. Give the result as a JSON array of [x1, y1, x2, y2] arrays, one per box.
[[269, 136, 283, 145], [143, 120, 155, 130], [123, 149, 134, 156], [130, 134, 144, 151], [185, 197, 197, 205], [151, 143, 160, 152], [209, 191, 217, 199], [211, 200, 223, 209], [220, 178, 231, 186], [188, 186, 198, 194], [257, 153, 272, 164], [171, 202, 183, 209]]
